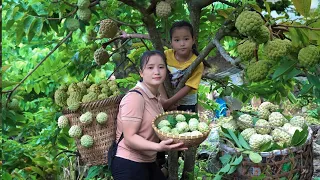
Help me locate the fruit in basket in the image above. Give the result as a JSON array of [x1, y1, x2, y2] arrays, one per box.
[[54, 89, 68, 107], [96, 112, 108, 124], [269, 112, 287, 127], [160, 126, 171, 133], [171, 128, 180, 135], [80, 112, 93, 125], [188, 118, 199, 131], [82, 92, 99, 103], [69, 125, 82, 138], [191, 130, 203, 136], [237, 114, 253, 130], [282, 123, 302, 135], [175, 114, 186, 122], [290, 116, 306, 128], [80, 135, 94, 148], [240, 128, 256, 141], [179, 132, 192, 137], [198, 122, 209, 133], [271, 128, 291, 145], [249, 134, 265, 150], [158, 120, 171, 129], [68, 101, 81, 111], [255, 119, 271, 134], [176, 122, 189, 133], [258, 102, 278, 119], [262, 134, 273, 144], [58, 115, 69, 128]]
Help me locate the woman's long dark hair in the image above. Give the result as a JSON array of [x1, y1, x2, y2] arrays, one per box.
[[169, 20, 199, 56]]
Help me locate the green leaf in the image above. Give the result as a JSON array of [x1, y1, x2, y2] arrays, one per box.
[[213, 174, 222, 180], [249, 152, 262, 163], [284, 68, 301, 81], [230, 155, 243, 166], [30, 166, 45, 178], [219, 154, 232, 165], [300, 84, 313, 95], [23, 15, 36, 34], [291, 126, 309, 146], [307, 73, 320, 89], [85, 166, 104, 179], [272, 60, 297, 79], [238, 134, 251, 150], [264, 1, 271, 15], [227, 129, 242, 148], [33, 18, 44, 36], [228, 166, 237, 174], [291, 0, 312, 17], [259, 141, 272, 152], [34, 84, 40, 94], [220, 163, 231, 173], [2, 172, 12, 180]]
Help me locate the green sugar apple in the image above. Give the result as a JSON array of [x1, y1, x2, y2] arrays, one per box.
[[264, 39, 288, 61], [65, 18, 80, 31], [250, 25, 270, 44], [246, 60, 270, 82], [96, 112, 108, 124], [259, 102, 278, 112], [80, 112, 93, 125], [98, 93, 109, 100], [54, 89, 68, 107], [80, 135, 94, 148], [188, 118, 199, 131], [237, 40, 256, 61], [58, 115, 69, 128], [249, 134, 265, 150], [170, 128, 180, 135], [176, 122, 189, 133], [175, 114, 186, 122], [258, 109, 270, 120], [88, 84, 101, 94], [240, 128, 256, 141], [282, 123, 302, 135], [255, 119, 271, 134], [94, 48, 110, 66], [82, 92, 98, 103], [69, 125, 82, 138], [237, 114, 253, 130], [198, 122, 209, 133], [99, 19, 118, 38], [179, 132, 192, 137], [271, 128, 291, 145], [235, 11, 264, 36], [290, 116, 306, 128], [158, 120, 171, 129], [269, 112, 287, 127], [298, 45, 320, 67], [77, 8, 91, 21], [262, 134, 273, 144], [112, 53, 121, 61], [191, 130, 203, 136], [99, 1, 107, 8], [77, 0, 90, 9], [160, 126, 171, 133], [156, 1, 171, 18]]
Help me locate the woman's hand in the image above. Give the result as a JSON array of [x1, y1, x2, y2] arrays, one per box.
[[157, 139, 188, 151], [160, 99, 178, 111]]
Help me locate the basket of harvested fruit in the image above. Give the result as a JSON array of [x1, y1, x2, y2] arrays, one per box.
[[152, 111, 211, 147]]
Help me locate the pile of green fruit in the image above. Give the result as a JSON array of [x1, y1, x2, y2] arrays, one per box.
[[54, 80, 121, 111], [57, 111, 108, 148], [217, 102, 309, 151], [157, 113, 210, 137]]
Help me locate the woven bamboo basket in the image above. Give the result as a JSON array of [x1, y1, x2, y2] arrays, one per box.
[[62, 94, 124, 166], [152, 111, 211, 147], [219, 127, 314, 180]]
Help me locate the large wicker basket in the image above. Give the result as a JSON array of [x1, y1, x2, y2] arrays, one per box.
[[152, 111, 211, 147], [62, 94, 124, 166], [219, 127, 314, 180]]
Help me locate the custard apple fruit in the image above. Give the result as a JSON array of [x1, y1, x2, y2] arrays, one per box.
[[264, 39, 288, 61], [80, 135, 94, 148], [69, 125, 82, 138], [269, 112, 287, 127], [176, 122, 189, 133], [259, 102, 278, 112], [77, 8, 91, 21], [94, 48, 110, 65], [170, 128, 180, 135], [77, 0, 90, 9], [249, 134, 265, 150], [58, 116, 69, 128], [271, 128, 291, 145], [179, 132, 192, 137], [258, 109, 270, 120], [158, 120, 171, 129], [98, 93, 109, 100], [237, 114, 253, 130], [99, 19, 118, 38], [282, 123, 302, 135], [96, 112, 108, 124], [246, 60, 270, 82], [65, 18, 80, 31], [262, 134, 273, 144], [298, 45, 320, 67], [235, 11, 264, 36], [240, 128, 256, 141], [250, 25, 270, 44], [156, 1, 171, 18], [82, 92, 98, 103], [160, 126, 171, 133], [198, 122, 209, 133], [80, 112, 93, 125], [188, 118, 199, 131], [255, 119, 271, 134], [67, 100, 81, 111], [175, 114, 186, 122], [112, 53, 121, 61], [191, 130, 203, 136], [54, 89, 68, 107], [290, 116, 306, 128], [99, 1, 107, 8], [237, 40, 256, 61]]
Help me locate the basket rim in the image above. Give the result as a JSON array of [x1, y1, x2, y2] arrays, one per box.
[[220, 127, 313, 157], [152, 110, 211, 140]]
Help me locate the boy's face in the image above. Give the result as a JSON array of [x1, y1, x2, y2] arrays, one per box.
[[140, 54, 167, 87], [171, 27, 195, 58]]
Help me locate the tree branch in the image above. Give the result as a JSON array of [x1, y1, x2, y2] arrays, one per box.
[[108, 17, 144, 27], [213, 38, 240, 65], [4, 32, 73, 101], [276, 24, 320, 31]]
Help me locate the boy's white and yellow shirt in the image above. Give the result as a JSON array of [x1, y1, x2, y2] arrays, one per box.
[[164, 49, 204, 105]]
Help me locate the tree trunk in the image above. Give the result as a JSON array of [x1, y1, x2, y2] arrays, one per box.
[[181, 146, 197, 180], [168, 151, 179, 180]]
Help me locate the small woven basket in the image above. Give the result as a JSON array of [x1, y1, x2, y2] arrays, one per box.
[[62, 94, 124, 166], [152, 111, 211, 147], [219, 127, 314, 180]]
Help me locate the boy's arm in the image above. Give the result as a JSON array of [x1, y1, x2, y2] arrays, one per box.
[[162, 86, 192, 110]]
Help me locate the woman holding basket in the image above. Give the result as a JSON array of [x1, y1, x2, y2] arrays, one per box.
[[110, 50, 187, 180]]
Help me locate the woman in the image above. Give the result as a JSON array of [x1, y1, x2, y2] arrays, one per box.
[[111, 50, 187, 180]]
